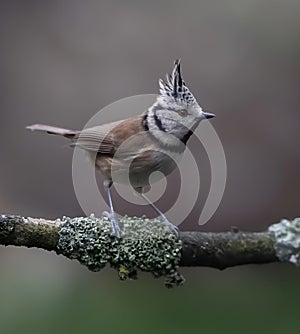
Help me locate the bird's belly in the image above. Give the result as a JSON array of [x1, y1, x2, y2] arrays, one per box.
[[95, 150, 181, 188], [128, 151, 179, 188]]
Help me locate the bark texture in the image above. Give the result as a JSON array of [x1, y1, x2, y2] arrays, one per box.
[[0, 214, 278, 269]]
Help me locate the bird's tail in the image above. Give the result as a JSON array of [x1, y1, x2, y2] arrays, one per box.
[[26, 124, 78, 139]]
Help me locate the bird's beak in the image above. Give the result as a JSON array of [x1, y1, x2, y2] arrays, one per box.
[[203, 112, 215, 119]]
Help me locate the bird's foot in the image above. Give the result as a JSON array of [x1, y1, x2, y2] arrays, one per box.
[[102, 211, 112, 220], [161, 218, 179, 238], [102, 211, 121, 239]]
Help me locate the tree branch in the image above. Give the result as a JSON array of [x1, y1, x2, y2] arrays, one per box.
[[179, 231, 277, 268], [1, 214, 299, 287]]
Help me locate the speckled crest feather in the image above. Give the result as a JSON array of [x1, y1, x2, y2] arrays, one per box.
[[159, 59, 197, 105]]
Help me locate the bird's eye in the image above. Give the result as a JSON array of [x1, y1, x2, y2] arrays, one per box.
[[178, 109, 188, 117]]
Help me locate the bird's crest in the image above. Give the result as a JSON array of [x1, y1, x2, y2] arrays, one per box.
[[159, 59, 197, 105]]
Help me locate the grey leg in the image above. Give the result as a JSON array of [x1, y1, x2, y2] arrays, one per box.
[[138, 191, 179, 237], [103, 180, 121, 238]]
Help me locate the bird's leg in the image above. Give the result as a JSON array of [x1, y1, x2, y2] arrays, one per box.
[[103, 180, 121, 238], [136, 188, 179, 237]]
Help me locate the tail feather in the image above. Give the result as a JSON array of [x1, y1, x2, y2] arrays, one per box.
[[26, 124, 77, 138]]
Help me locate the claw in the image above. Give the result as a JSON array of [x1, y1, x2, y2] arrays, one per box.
[[102, 211, 112, 219], [110, 217, 121, 239], [161, 218, 179, 237], [102, 211, 121, 238]]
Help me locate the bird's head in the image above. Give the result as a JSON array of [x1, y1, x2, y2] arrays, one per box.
[[156, 59, 215, 130]]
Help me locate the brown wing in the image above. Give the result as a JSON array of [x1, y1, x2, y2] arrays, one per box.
[[72, 115, 145, 156]]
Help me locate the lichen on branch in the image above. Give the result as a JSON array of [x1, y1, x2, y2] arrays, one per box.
[[57, 215, 184, 287], [269, 218, 300, 266]]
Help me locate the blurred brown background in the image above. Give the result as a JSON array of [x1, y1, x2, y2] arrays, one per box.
[[0, 1, 300, 333]]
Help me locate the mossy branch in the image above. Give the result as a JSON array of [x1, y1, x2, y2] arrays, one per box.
[[1, 214, 300, 287]]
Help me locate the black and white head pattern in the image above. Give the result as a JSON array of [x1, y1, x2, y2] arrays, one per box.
[[143, 59, 203, 151], [158, 59, 197, 106]]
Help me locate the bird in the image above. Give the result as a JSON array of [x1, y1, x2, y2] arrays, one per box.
[[26, 59, 215, 238]]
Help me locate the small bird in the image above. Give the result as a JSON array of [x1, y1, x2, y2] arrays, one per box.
[[27, 60, 215, 238]]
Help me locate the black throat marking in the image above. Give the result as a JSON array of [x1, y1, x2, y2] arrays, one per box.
[[153, 113, 166, 132], [142, 113, 149, 131]]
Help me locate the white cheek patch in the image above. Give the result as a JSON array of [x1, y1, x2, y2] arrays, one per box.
[[155, 109, 180, 132]]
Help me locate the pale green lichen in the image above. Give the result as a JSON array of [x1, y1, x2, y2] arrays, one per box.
[[57, 214, 184, 287], [268, 218, 300, 266]]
